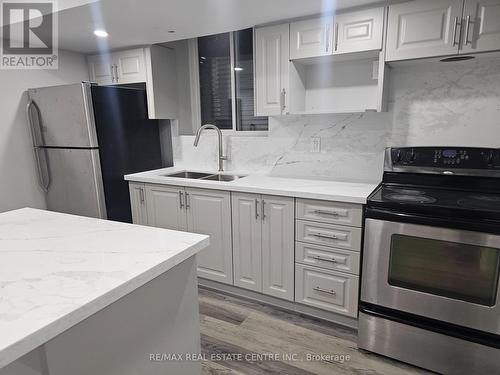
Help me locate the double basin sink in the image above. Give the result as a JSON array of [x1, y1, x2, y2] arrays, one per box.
[[162, 171, 246, 182]]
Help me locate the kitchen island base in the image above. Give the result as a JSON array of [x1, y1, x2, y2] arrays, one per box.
[[1, 257, 201, 375]]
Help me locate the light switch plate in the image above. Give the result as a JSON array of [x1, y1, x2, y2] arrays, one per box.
[[310, 136, 321, 153]]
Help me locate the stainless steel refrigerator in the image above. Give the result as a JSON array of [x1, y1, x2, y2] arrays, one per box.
[[26, 82, 168, 223]]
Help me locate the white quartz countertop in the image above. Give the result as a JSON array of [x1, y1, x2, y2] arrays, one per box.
[[0, 208, 209, 369], [125, 167, 379, 204]]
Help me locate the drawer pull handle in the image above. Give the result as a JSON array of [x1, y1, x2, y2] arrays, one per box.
[[314, 255, 337, 263], [313, 210, 340, 216], [313, 286, 336, 296], [313, 233, 338, 240]]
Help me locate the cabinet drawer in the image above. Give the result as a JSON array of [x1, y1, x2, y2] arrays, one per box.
[[295, 242, 360, 274], [296, 199, 362, 227], [295, 264, 359, 317], [296, 220, 361, 251]]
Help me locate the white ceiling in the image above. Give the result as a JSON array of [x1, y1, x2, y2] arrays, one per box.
[[54, 0, 385, 54]]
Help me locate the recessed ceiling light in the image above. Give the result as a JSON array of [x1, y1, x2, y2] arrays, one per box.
[[168, 30, 176, 33], [234, 67, 243, 71], [94, 30, 109, 38]]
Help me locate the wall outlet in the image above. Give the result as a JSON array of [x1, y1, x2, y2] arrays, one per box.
[[310, 136, 321, 153]]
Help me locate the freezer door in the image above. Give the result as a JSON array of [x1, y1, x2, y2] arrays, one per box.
[[45, 148, 106, 219], [27, 83, 98, 147]]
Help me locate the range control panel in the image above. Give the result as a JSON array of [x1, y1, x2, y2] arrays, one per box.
[[390, 147, 500, 170]]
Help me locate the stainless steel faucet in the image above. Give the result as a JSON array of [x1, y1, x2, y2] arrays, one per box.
[[194, 124, 227, 172]]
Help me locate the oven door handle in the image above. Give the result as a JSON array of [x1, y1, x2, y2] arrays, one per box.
[[365, 207, 500, 235]]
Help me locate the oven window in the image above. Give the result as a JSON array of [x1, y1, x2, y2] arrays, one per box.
[[389, 235, 500, 306]]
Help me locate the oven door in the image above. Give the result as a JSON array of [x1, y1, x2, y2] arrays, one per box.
[[361, 219, 500, 334]]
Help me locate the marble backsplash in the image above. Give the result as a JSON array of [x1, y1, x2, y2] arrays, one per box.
[[171, 56, 500, 183]]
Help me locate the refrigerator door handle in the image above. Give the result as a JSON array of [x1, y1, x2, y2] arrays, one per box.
[[26, 99, 44, 146], [26, 99, 50, 192]]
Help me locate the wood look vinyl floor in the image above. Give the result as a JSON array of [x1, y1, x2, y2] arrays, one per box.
[[199, 288, 431, 375]]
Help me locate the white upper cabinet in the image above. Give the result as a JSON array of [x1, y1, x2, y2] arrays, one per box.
[[88, 46, 178, 120], [334, 7, 384, 54], [255, 24, 290, 116], [113, 48, 147, 84], [461, 0, 500, 53], [88, 48, 147, 85], [290, 8, 384, 59], [87, 55, 114, 86], [290, 17, 334, 59], [386, 0, 465, 61]]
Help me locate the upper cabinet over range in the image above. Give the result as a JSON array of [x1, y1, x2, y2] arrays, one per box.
[[88, 46, 178, 120], [386, 0, 500, 61]]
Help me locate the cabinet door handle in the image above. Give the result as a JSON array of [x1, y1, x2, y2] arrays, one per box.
[[185, 192, 190, 209], [110, 64, 115, 82], [313, 232, 338, 240], [179, 191, 184, 209], [313, 286, 336, 296], [261, 199, 266, 221], [452, 16, 462, 47], [334, 22, 339, 51], [325, 23, 330, 52], [313, 255, 337, 263], [280, 88, 286, 112], [313, 209, 340, 216], [114, 65, 119, 82], [464, 15, 472, 45], [139, 188, 145, 203], [255, 199, 260, 220]]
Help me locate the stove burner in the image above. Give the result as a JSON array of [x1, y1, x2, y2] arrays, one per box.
[[385, 193, 437, 204], [457, 195, 500, 210], [386, 188, 425, 195]]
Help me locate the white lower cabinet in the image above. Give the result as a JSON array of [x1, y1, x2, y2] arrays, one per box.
[[295, 264, 359, 317], [128, 182, 148, 225], [145, 184, 186, 231], [295, 242, 360, 274], [186, 188, 233, 284], [232, 192, 294, 301], [140, 184, 233, 284], [232, 193, 262, 292], [261, 195, 295, 301], [294, 198, 362, 318], [130, 183, 363, 318]]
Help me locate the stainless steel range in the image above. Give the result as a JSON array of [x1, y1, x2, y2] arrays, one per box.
[[358, 147, 500, 374]]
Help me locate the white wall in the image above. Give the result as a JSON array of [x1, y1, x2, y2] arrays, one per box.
[[172, 56, 500, 183], [0, 50, 89, 212]]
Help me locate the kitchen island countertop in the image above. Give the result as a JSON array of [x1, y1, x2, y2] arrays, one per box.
[[0, 208, 209, 369]]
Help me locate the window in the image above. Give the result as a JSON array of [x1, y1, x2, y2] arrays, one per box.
[[197, 29, 268, 132]]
